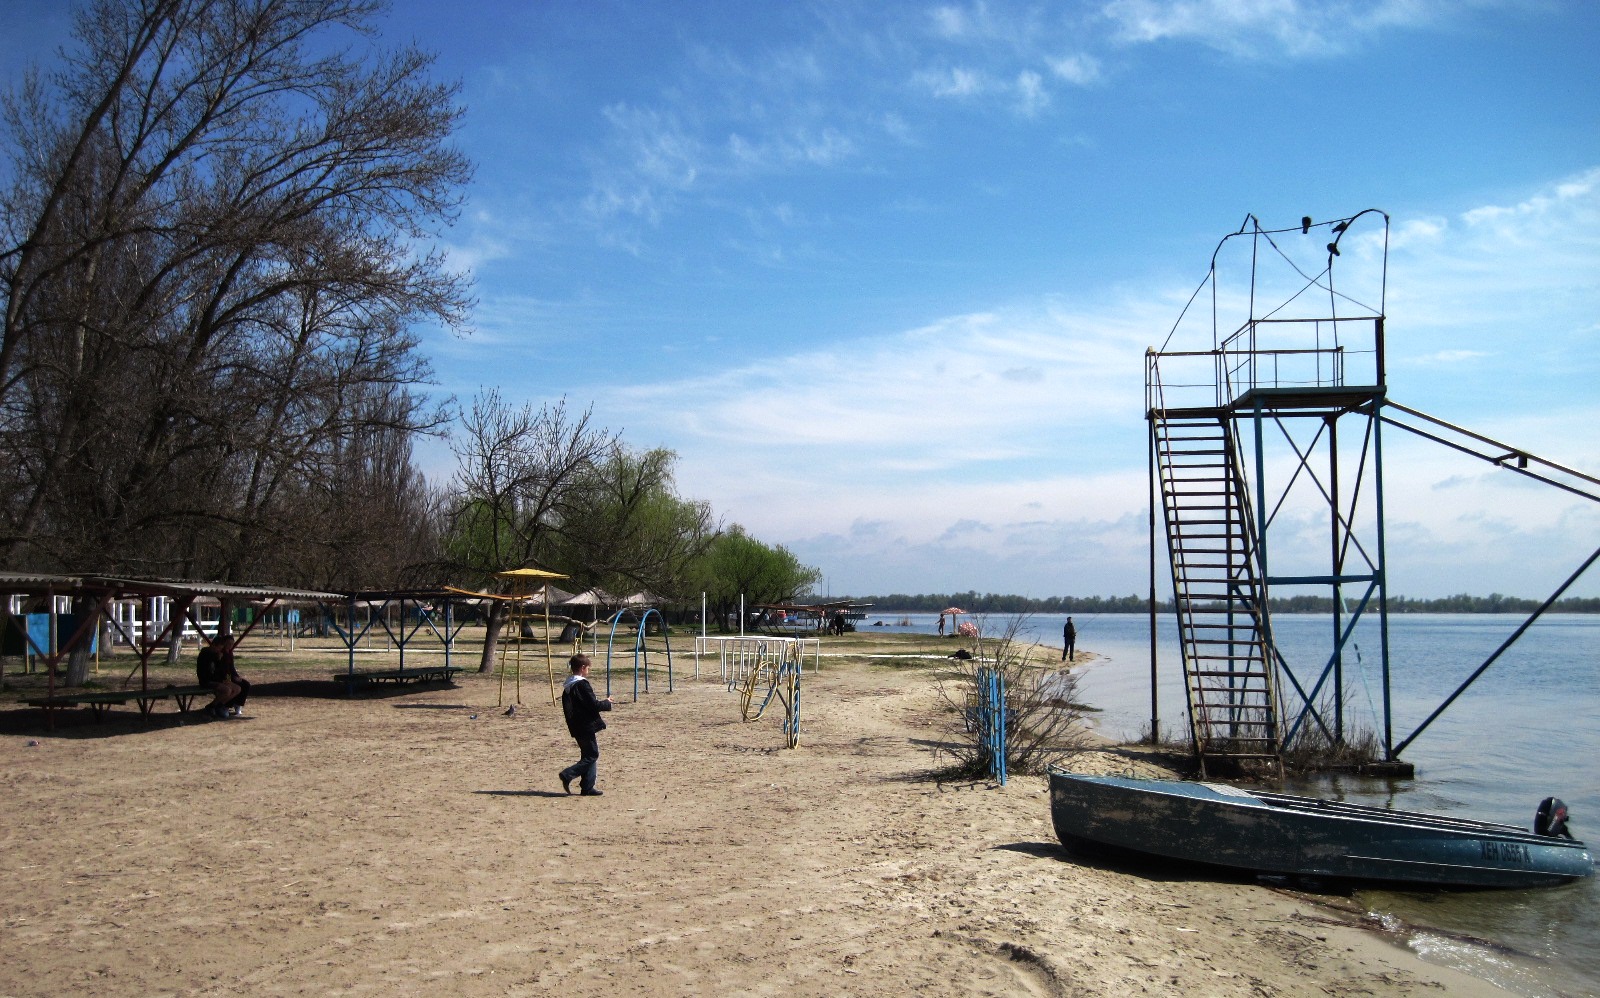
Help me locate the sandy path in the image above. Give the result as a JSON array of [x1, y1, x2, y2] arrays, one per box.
[[0, 654, 1505, 996]]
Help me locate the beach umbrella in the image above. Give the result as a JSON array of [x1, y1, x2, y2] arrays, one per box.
[[526, 585, 576, 608], [564, 587, 619, 607], [936, 606, 965, 635]]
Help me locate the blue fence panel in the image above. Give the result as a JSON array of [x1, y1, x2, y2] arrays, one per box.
[[976, 667, 1007, 785]]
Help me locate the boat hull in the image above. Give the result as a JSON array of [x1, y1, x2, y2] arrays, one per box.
[[1049, 770, 1594, 889]]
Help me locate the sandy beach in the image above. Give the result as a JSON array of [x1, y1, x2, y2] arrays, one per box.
[[0, 636, 1509, 997]]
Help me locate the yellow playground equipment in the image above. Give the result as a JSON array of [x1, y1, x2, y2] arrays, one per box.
[[447, 567, 568, 706], [737, 638, 803, 749]]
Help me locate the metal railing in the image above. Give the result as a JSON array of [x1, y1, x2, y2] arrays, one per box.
[[1147, 316, 1383, 412]]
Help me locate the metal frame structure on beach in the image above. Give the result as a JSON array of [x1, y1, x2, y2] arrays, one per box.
[[0, 573, 342, 726], [1143, 211, 1600, 773], [1, 574, 495, 725]]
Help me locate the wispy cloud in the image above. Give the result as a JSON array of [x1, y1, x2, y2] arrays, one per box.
[[1381, 167, 1600, 380], [533, 1, 1475, 261], [1403, 349, 1488, 365], [1100, 0, 1465, 59], [569, 169, 1600, 596], [607, 302, 1153, 456], [912, 65, 989, 99], [581, 103, 705, 231], [727, 126, 856, 169], [1048, 53, 1102, 85], [912, 3, 1101, 116], [554, 4, 1128, 252], [1015, 68, 1050, 115]]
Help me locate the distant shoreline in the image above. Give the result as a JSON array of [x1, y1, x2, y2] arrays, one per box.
[[854, 601, 1600, 615]]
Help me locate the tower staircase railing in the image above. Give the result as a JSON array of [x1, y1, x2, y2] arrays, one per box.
[[1148, 390, 1284, 773]]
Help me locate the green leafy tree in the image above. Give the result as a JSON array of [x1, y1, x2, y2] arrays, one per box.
[[549, 445, 716, 604], [694, 526, 822, 633]]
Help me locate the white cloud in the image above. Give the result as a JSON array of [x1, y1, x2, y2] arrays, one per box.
[[1048, 53, 1102, 85], [1381, 168, 1600, 363], [580, 295, 1176, 594], [907, 4, 1106, 115], [566, 169, 1600, 598], [1402, 349, 1488, 365], [930, 4, 978, 40], [1015, 69, 1049, 115], [928, 1, 1017, 44], [1460, 166, 1600, 233], [439, 231, 509, 277], [729, 126, 857, 169], [914, 65, 989, 98], [581, 103, 704, 229], [1100, 0, 1459, 59], [608, 302, 1153, 455]]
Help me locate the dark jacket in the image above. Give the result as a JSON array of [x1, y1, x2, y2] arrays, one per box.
[[561, 674, 611, 738], [196, 643, 238, 685], [196, 646, 222, 685]]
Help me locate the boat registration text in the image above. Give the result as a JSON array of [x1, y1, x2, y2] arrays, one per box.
[[1480, 840, 1531, 865]]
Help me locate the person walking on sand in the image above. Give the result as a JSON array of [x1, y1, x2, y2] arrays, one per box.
[[558, 654, 613, 797], [1062, 617, 1077, 662]]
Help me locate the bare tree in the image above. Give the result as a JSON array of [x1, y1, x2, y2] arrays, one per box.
[[448, 392, 615, 671], [0, 0, 470, 582], [241, 389, 449, 590]]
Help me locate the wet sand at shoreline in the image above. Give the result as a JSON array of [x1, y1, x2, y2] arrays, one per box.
[[0, 640, 1508, 996]]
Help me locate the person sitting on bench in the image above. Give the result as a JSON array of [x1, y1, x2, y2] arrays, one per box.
[[197, 634, 246, 720]]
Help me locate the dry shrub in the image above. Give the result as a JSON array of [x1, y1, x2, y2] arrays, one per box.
[[934, 615, 1093, 777]]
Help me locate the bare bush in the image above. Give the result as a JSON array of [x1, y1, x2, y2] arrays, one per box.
[[1281, 690, 1383, 774], [935, 615, 1094, 777]]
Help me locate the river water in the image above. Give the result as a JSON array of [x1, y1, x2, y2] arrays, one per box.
[[862, 610, 1600, 996]]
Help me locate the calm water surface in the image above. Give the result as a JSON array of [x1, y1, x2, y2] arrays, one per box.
[[864, 610, 1600, 997]]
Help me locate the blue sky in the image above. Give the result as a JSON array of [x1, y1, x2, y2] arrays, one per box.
[[5, 1, 1599, 599]]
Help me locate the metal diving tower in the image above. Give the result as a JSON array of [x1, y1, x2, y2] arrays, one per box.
[[1144, 210, 1600, 777]]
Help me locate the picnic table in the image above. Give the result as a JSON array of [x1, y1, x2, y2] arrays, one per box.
[[330, 665, 463, 691], [24, 684, 216, 723]]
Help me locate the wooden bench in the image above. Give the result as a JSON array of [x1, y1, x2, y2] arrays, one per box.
[[24, 690, 133, 721], [25, 684, 217, 722], [129, 684, 215, 715], [330, 666, 464, 691]]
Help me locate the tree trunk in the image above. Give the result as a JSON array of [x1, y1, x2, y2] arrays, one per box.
[[63, 597, 97, 686], [478, 602, 505, 673]]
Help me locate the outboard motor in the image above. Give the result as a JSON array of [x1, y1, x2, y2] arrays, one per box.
[[1534, 797, 1574, 839]]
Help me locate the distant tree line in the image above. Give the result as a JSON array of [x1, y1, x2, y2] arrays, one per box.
[[838, 592, 1150, 614], [838, 592, 1600, 614], [1262, 593, 1600, 614]]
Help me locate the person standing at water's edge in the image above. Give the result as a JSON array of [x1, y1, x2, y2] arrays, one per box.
[[1062, 617, 1077, 662], [558, 654, 613, 797]]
